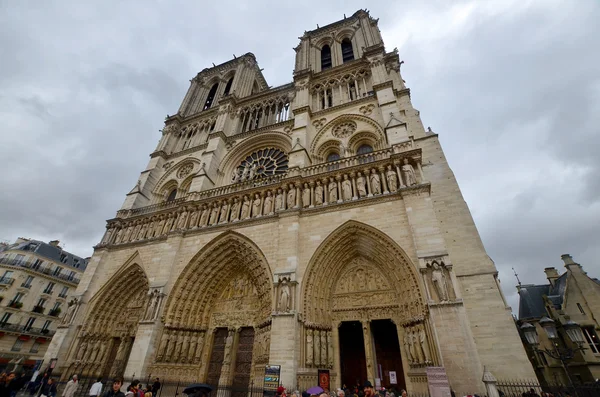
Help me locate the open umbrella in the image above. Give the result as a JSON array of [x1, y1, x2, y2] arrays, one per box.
[[183, 384, 213, 396], [306, 386, 324, 395]]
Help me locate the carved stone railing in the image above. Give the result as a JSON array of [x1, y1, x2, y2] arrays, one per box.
[[98, 145, 426, 248], [116, 197, 186, 218]]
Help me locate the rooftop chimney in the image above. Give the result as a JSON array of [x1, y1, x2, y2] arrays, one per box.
[[49, 240, 61, 248], [544, 267, 560, 287], [561, 254, 576, 266]]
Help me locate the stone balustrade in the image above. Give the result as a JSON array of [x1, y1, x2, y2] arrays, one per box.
[[99, 145, 426, 248]]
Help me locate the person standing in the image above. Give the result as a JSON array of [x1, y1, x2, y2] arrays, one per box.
[[89, 378, 103, 397], [101, 377, 124, 397], [151, 379, 160, 397], [62, 375, 79, 397], [40, 379, 57, 397]]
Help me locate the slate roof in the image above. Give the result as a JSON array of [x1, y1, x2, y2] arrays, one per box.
[[0, 239, 88, 271], [517, 273, 568, 320]]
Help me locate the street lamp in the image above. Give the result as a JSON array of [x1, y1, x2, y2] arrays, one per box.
[[520, 318, 586, 395]]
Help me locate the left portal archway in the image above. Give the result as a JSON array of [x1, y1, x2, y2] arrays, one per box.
[[66, 262, 149, 379], [152, 231, 273, 385]]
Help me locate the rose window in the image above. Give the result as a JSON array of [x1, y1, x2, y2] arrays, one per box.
[[232, 148, 289, 182]]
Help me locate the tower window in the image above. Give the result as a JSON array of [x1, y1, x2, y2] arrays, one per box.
[[321, 45, 332, 70], [341, 38, 354, 63], [223, 76, 234, 96], [203, 83, 219, 110], [357, 144, 373, 155], [327, 152, 340, 162], [166, 189, 177, 202]]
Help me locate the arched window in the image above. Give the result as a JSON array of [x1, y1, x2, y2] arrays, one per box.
[[223, 76, 234, 96], [357, 144, 373, 155], [341, 38, 354, 63], [166, 189, 177, 202], [203, 83, 219, 110], [321, 45, 332, 70], [326, 152, 340, 162]]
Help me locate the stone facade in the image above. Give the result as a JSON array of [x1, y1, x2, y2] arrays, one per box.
[[43, 10, 535, 394]]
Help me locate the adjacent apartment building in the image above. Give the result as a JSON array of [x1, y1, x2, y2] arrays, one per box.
[[516, 254, 600, 385], [0, 238, 87, 372]]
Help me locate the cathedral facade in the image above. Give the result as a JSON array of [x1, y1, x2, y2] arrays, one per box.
[[44, 10, 535, 393]]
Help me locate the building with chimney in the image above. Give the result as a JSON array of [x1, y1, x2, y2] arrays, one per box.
[[0, 238, 87, 372], [42, 10, 535, 394], [516, 254, 600, 385]]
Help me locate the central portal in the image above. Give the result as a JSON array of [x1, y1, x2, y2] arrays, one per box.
[[339, 321, 367, 388], [371, 320, 405, 391]]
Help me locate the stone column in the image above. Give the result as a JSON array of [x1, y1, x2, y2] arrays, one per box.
[[309, 181, 315, 208], [350, 172, 358, 200], [379, 167, 389, 194], [336, 175, 343, 203], [333, 322, 342, 389], [394, 161, 405, 188], [364, 170, 372, 197]]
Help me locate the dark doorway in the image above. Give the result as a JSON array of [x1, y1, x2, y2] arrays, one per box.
[[339, 321, 367, 388], [232, 327, 255, 395], [206, 328, 228, 387], [371, 320, 405, 391]]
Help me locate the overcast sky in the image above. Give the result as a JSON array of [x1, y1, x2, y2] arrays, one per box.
[[1, 0, 599, 312]]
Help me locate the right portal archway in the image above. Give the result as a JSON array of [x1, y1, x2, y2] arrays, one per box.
[[301, 221, 437, 391]]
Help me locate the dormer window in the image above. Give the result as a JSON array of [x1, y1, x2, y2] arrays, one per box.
[[321, 45, 332, 70], [341, 38, 354, 63], [203, 83, 219, 110], [223, 76, 234, 96]]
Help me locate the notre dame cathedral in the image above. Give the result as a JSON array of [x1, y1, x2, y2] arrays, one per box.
[[44, 10, 535, 394]]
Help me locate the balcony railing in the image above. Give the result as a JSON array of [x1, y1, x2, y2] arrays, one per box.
[[41, 288, 54, 295], [31, 305, 45, 314], [0, 322, 55, 337], [48, 308, 61, 317], [0, 277, 14, 286], [100, 145, 427, 248], [20, 282, 32, 289], [58, 292, 68, 299], [0, 257, 80, 285], [7, 301, 23, 309]]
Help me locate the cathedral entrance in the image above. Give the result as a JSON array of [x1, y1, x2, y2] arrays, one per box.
[[371, 320, 405, 390], [339, 321, 367, 388]]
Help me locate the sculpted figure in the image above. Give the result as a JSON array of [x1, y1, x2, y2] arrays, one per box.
[[219, 201, 229, 223], [223, 332, 234, 364], [189, 208, 199, 228], [356, 172, 367, 197], [275, 188, 283, 211], [327, 331, 334, 368], [314, 181, 324, 205], [386, 165, 398, 192], [62, 299, 78, 324], [173, 331, 183, 362], [431, 262, 449, 301], [413, 329, 424, 363], [165, 331, 176, 362], [155, 216, 165, 236], [320, 331, 327, 367], [230, 197, 240, 221], [287, 184, 296, 209], [131, 222, 141, 241], [189, 336, 198, 361], [402, 158, 418, 186], [176, 208, 188, 230], [404, 333, 414, 363], [157, 333, 169, 361], [302, 183, 310, 207], [163, 215, 174, 234], [232, 168, 241, 183], [101, 227, 113, 245], [145, 220, 154, 238], [264, 191, 273, 214], [313, 330, 321, 366], [241, 195, 251, 219], [76, 340, 88, 361], [408, 329, 417, 363], [249, 163, 258, 180], [252, 193, 262, 217], [328, 177, 338, 202], [199, 204, 209, 226], [241, 163, 250, 181], [307, 330, 315, 365], [419, 325, 431, 362], [209, 202, 219, 225], [114, 228, 123, 244], [181, 332, 190, 363], [370, 169, 381, 194], [194, 333, 204, 364], [342, 174, 352, 201], [278, 279, 291, 312]]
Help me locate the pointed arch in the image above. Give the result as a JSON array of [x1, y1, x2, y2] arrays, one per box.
[[164, 231, 273, 329], [302, 220, 426, 325], [310, 114, 385, 156]]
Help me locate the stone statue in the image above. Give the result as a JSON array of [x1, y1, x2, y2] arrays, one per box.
[[413, 329, 424, 363], [356, 172, 367, 197], [241, 195, 251, 219], [157, 333, 168, 361], [342, 175, 352, 200], [232, 168, 241, 183], [287, 184, 296, 209], [176, 209, 188, 230], [101, 228, 113, 245], [145, 290, 159, 320], [302, 183, 310, 207], [194, 333, 204, 364], [181, 332, 190, 362], [230, 198, 240, 221], [407, 329, 416, 363], [264, 191, 273, 214], [402, 158, 418, 186], [306, 329, 313, 366], [76, 340, 87, 361], [252, 193, 262, 217], [223, 332, 234, 364], [62, 298, 79, 324], [327, 331, 334, 368], [189, 336, 198, 361], [431, 262, 449, 301], [165, 332, 176, 362], [275, 189, 283, 211], [370, 169, 381, 194], [199, 204, 209, 226], [419, 325, 431, 363], [278, 279, 291, 312], [249, 163, 258, 180], [155, 216, 165, 235], [209, 203, 219, 225], [163, 215, 174, 234], [241, 164, 250, 181], [386, 165, 398, 192], [314, 181, 324, 205], [189, 208, 199, 228], [313, 329, 321, 366], [219, 201, 229, 223], [114, 228, 123, 244], [328, 178, 338, 202], [320, 331, 327, 367]]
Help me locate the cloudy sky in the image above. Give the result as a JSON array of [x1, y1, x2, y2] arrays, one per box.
[[1, 0, 599, 312]]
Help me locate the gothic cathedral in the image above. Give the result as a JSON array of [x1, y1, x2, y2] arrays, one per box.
[[45, 10, 535, 393]]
